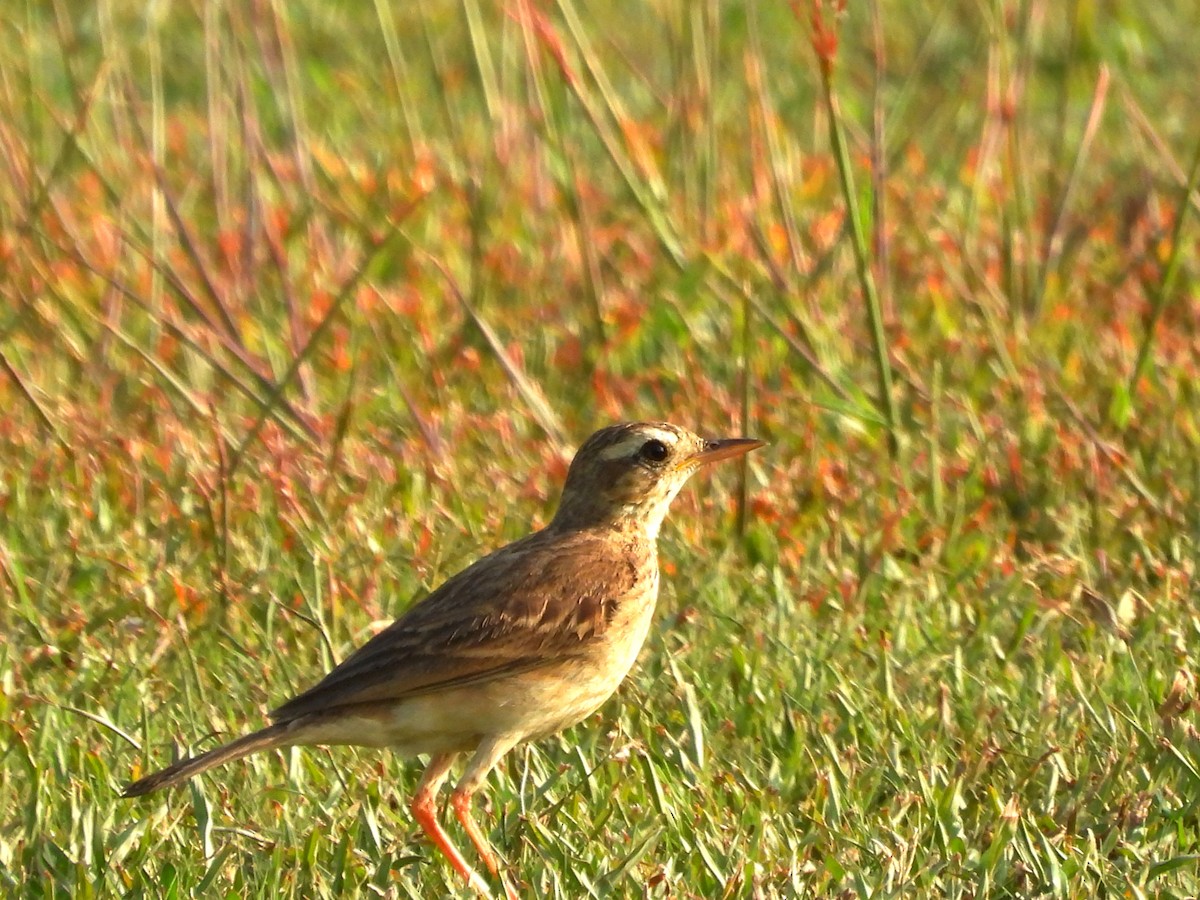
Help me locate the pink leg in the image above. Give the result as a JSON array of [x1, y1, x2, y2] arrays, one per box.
[[452, 736, 522, 900], [410, 753, 491, 895]]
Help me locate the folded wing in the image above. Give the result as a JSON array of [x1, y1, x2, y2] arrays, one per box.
[[270, 528, 649, 721]]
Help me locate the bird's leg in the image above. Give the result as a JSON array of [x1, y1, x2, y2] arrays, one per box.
[[453, 735, 522, 900], [451, 790, 502, 877], [410, 753, 491, 896]]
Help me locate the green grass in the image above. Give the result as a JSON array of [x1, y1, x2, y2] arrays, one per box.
[[3, 0, 1200, 896]]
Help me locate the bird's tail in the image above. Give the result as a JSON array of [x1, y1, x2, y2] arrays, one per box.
[[121, 721, 294, 797]]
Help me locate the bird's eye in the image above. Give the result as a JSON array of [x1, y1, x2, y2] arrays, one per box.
[[640, 439, 669, 463]]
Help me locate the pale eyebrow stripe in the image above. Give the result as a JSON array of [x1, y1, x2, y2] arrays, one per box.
[[597, 428, 678, 460]]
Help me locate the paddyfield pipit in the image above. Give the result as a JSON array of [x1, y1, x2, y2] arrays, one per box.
[[122, 422, 764, 896]]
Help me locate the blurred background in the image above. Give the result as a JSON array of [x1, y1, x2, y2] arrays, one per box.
[[3, 1, 1199, 896]]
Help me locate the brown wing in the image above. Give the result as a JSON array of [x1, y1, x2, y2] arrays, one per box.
[[270, 528, 651, 721]]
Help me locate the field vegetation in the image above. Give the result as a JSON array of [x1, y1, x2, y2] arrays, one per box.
[[2, 1, 1199, 896]]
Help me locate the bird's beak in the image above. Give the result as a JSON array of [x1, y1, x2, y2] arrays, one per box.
[[690, 437, 766, 466]]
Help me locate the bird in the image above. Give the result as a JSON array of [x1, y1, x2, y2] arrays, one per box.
[[121, 421, 764, 897]]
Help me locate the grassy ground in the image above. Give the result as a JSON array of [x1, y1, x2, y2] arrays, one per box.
[[3, 1, 1200, 896]]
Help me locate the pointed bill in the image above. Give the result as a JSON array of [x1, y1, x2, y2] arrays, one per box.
[[690, 437, 766, 465]]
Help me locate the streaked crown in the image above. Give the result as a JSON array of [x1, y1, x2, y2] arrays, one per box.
[[549, 422, 763, 538]]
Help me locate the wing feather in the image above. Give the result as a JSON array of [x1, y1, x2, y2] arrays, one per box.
[[271, 528, 651, 721]]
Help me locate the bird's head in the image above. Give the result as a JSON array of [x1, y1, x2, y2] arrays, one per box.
[[550, 422, 764, 538]]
